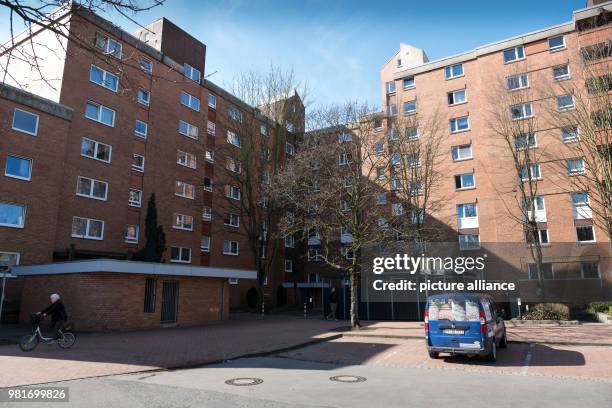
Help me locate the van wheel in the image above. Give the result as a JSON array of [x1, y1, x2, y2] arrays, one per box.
[[428, 351, 439, 359], [499, 331, 508, 349], [485, 342, 497, 362]]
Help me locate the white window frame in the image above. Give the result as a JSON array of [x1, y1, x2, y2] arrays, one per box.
[[175, 180, 195, 199], [562, 126, 579, 143], [204, 177, 213, 192], [137, 89, 150, 107], [208, 94, 217, 109], [285, 234, 295, 248], [451, 144, 472, 161], [503, 45, 525, 63], [511, 102, 533, 120], [403, 76, 415, 89], [139, 57, 152, 74], [71, 216, 104, 240], [507, 73, 529, 91], [81, 138, 112, 163], [128, 189, 142, 207], [76, 176, 108, 201], [89, 65, 118, 92], [227, 130, 242, 148], [201, 236, 211, 252], [223, 240, 240, 256], [170, 246, 191, 263], [177, 150, 196, 169], [285, 259, 293, 273], [455, 173, 476, 190], [173, 213, 194, 231], [376, 192, 387, 205], [286, 142, 295, 156], [184, 63, 201, 83], [205, 150, 215, 163], [227, 185, 241, 200], [207, 120, 216, 136], [124, 224, 139, 244], [567, 158, 585, 175], [134, 120, 148, 138], [576, 225, 596, 243], [457, 203, 478, 229], [180, 91, 200, 111], [444, 63, 464, 79], [403, 100, 416, 115], [224, 213, 240, 228], [0, 201, 26, 228], [179, 120, 199, 140], [520, 163, 542, 181], [553, 64, 571, 81], [459, 234, 480, 250], [548, 35, 566, 51], [95, 33, 122, 59], [4, 154, 33, 181], [202, 206, 212, 221], [448, 89, 467, 105], [557, 94, 575, 111], [85, 101, 115, 127], [449, 116, 470, 133], [514, 132, 538, 150], [12, 108, 40, 136], [132, 154, 145, 172]]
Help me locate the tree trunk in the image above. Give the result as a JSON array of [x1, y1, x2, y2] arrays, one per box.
[[349, 271, 361, 329]]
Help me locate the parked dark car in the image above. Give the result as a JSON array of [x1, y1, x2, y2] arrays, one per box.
[[425, 293, 507, 362]]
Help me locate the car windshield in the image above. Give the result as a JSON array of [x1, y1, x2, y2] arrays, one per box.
[[428, 298, 480, 322]]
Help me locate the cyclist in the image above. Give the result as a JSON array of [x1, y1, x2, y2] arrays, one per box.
[[38, 293, 67, 339]]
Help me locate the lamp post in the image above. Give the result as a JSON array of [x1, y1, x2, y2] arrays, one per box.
[[0, 265, 11, 324]]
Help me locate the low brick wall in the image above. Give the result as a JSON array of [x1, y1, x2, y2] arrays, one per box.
[[18, 272, 229, 331]]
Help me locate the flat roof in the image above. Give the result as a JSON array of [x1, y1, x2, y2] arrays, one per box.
[[0, 83, 73, 120], [12, 259, 257, 280]]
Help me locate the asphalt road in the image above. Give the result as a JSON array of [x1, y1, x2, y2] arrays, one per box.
[[3, 351, 612, 408]]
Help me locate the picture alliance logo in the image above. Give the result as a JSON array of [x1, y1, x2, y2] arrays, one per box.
[[372, 254, 487, 275]]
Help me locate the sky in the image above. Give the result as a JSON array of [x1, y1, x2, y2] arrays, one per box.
[[0, 0, 588, 109]]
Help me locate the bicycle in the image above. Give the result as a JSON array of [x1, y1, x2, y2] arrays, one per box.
[[19, 314, 76, 351]]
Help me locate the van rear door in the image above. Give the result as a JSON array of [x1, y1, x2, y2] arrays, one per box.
[[428, 297, 483, 350]]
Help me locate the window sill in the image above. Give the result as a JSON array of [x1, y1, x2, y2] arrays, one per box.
[[222, 252, 240, 256], [456, 186, 476, 191], [577, 241, 597, 245], [549, 46, 566, 53], [445, 74, 465, 81], [5, 174, 31, 181], [448, 101, 468, 107], [450, 128, 471, 134], [554, 76, 571, 82], [504, 57, 526, 65], [452, 157, 473, 162]]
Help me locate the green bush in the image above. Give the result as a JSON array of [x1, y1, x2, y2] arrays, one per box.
[[589, 301, 612, 314], [523, 303, 570, 320]]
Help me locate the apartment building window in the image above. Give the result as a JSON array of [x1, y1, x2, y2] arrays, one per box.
[[94, 33, 122, 59], [340, 200, 351, 212], [388, 104, 397, 116], [0, 252, 20, 268], [71, 216, 104, 240], [520, 163, 542, 181], [406, 153, 420, 168], [224, 213, 240, 228], [548, 35, 565, 51], [0, 202, 26, 228], [507, 73, 529, 91], [228, 106, 243, 122], [457, 203, 478, 229], [179, 120, 199, 140], [580, 41, 611, 63], [385, 81, 396, 94], [208, 94, 217, 109], [390, 178, 402, 190], [207, 120, 216, 136], [261, 147, 270, 162], [205, 150, 215, 163], [184, 63, 201, 83], [143, 278, 156, 313], [514, 132, 537, 150], [511, 102, 533, 120], [410, 209, 425, 224], [449, 116, 469, 133], [260, 124, 268, 136], [134, 120, 148, 138], [339, 152, 352, 165], [137, 89, 150, 106], [76, 176, 108, 201], [177, 150, 196, 169], [552, 64, 570, 80], [404, 100, 416, 115], [451, 144, 472, 161], [528, 263, 554, 280], [175, 181, 195, 199], [403, 76, 415, 89], [5, 155, 32, 180], [262, 170, 271, 186], [444, 63, 463, 79], [285, 235, 295, 248], [392, 203, 404, 216], [562, 126, 579, 143], [374, 118, 383, 131], [170, 246, 191, 263], [228, 278, 239, 285], [226, 185, 241, 200], [557, 94, 574, 111], [374, 142, 384, 154], [132, 154, 145, 172], [285, 259, 293, 273], [406, 126, 419, 140], [378, 218, 389, 229], [89, 65, 118, 92], [201, 236, 211, 252], [227, 130, 242, 148], [203, 177, 213, 192], [409, 180, 423, 196], [447, 89, 467, 105], [459, 234, 480, 250], [223, 240, 240, 255], [226, 157, 242, 173], [286, 142, 295, 156], [571, 192, 592, 219], [526, 228, 549, 245], [12, 108, 39, 136], [388, 127, 399, 140], [576, 225, 595, 243], [582, 262, 600, 279], [388, 153, 401, 167], [567, 158, 585, 175], [455, 173, 475, 190], [128, 189, 142, 207], [125, 225, 139, 243], [376, 192, 387, 205], [139, 58, 152, 74], [308, 248, 322, 262], [85, 102, 115, 127], [81, 137, 112, 163], [202, 206, 212, 221], [173, 213, 193, 231], [523, 195, 546, 223], [376, 167, 386, 180], [503, 45, 525, 63], [180, 91, 200, 111]]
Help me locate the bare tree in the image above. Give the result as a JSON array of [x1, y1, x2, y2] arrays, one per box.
[[488, 77, 549, 297], [273, 102, 391, 329], [214, 66, 306, 313]]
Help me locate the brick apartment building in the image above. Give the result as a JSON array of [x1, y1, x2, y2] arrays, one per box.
[[289, 1, 611, 320], [0, 4, 303, 328]]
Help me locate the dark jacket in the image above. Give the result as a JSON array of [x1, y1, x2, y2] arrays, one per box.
[[41, 300, 67, 322], [329, 291, 338, 304]]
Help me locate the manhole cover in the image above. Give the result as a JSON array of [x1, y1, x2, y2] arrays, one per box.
[[225, 377, 264, 386], [329, 375, 367, 383]]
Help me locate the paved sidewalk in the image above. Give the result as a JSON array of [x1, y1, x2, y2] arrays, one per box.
[[350, 321, 612, 346], [0, 317, 342, 387]]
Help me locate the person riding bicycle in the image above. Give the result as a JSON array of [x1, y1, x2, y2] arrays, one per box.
[[38, 293, 67, 339]]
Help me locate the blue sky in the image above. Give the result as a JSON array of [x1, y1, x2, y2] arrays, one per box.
[[1, 0, 587, 109]]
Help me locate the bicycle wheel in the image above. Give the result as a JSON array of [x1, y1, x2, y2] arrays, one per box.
[[19, 333, 39, 352], [58, 332, 76, 349]]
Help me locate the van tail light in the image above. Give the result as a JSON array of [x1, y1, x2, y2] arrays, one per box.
[[480, 309, 487, 334], [424, 309, 429, 332]]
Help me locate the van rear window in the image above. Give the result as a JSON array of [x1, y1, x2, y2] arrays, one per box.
[[428, 298, 480, 322]]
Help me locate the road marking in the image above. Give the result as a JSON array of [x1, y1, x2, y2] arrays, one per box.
[[521, 343, 535, 375]]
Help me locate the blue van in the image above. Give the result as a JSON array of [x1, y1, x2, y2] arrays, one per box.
[[425, 293, 507, 362]]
